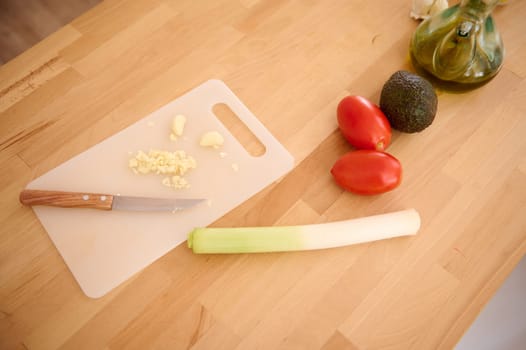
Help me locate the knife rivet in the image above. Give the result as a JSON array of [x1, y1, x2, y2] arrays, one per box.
[[82, 195, 89, 201], [100, 195, 107, 201]]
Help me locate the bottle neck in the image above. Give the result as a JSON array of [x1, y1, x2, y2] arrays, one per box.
[[459, 0, 499, 21]]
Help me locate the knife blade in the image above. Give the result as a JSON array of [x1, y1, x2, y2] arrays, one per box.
[[19, 189, 205, 212]]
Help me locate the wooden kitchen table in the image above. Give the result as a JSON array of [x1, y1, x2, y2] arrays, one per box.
[[1, 0, 525, 349]]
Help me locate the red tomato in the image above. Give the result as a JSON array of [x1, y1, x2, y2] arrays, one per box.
[[337, 96, 392, 151], [331, 150, 402, 195]]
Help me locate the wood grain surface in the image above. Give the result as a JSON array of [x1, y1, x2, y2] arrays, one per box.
[[1, 0, 525, 349], [0, 0, 101, 64]]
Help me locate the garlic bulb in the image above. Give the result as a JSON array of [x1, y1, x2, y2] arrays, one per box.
[[410, 0, 449, 20]]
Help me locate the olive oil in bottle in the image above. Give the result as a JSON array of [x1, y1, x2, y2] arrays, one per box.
[[410, 0, 504, 91]]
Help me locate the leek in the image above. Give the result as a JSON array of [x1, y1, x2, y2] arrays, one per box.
[[187, 209, 420, 254]]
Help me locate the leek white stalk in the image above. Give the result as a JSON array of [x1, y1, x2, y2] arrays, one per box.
[[187, 209, 420, 254]]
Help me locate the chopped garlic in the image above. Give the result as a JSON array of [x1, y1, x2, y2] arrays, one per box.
[[162, 175, 190, 189], [162, 177, 171, 187], [128, 149, 196, 176], [171, 176, 189, 189], [410, 0, 448, 20], [170, 114, 187, 141], [219, 152, 228, 158], [200, 131, 224, 149], [231, 163, 239, 172]]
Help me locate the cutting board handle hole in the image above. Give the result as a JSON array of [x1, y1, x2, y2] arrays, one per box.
[[213, 103, 266, 157]]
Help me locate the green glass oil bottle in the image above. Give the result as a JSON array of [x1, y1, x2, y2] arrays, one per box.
[[410, 0, 504, 90]]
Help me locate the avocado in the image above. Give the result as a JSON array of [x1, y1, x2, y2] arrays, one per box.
[[379, 70, 437, 133]]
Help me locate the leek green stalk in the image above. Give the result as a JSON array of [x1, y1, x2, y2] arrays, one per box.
[[187, 209, 420, 254]]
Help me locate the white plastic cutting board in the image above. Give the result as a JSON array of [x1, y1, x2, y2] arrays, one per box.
[[27, 79, 294, 298]]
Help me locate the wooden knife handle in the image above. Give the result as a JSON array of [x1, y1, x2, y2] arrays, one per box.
[[19, 189, 114, 210]]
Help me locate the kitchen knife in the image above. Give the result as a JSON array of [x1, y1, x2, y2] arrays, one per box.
[[19, 189, 205, 212]]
